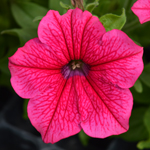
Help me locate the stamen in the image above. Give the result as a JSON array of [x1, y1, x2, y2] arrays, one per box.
[[71, 62, 81, 70], [71, 62, 76, 70], [61, 60, 90, 79], [76, 64, 80, 68], [72, 64, 77, 70]]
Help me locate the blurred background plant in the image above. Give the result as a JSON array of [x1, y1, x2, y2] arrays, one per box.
[[1, 0, 150, 150]]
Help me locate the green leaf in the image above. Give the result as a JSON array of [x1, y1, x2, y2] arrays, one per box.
[[130, 81, 150, 104], [92, 0, 118, 17], [49, 0, 70, 15], [133, 79, 143, 93], [31, 0, 48, 8], [78, 130, 91, 146], [0, 47, 18, 62], [1, 28, 37, 46], [0, 37, 6, 59], [0, 73, 11, 89], [140, 63, 150, 88], [0, 47, 18, 75], [127, 21, 150, 47], [11, 1, 48, 28], [83, 0, 88, 8], [60, 1, 71, 10], [136, 107, 150, 149], [85, 0, 99, 12], [33, 16, 44, 22], [23, 99, 29, 119], [137, 140, 150, 150], [99, 8, 126, 32], [119, 107, 149, 141], [0, 15, 10, 30], [144, 107, 150, 135], [0, 60, 10, 75]]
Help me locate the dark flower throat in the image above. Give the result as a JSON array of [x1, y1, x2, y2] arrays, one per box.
[[61, 60, 90, 79]]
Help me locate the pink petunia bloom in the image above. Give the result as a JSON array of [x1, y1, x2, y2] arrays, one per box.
[[131, 0, 150, 24], [9, 8, 143, 143]]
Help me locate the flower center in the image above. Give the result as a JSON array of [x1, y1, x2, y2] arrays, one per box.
[[71, 60, 82, 70], [61, 60, 90, 79]]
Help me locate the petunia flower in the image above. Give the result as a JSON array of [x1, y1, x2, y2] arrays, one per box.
[[9, 8, 143, 143], [131, 0, 150, 24]]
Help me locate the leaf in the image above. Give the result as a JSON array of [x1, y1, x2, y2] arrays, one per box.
[[144, 107, 150, 135], [137, 140, 150, 150], [0, 60, 10, 75], [92, 0, 118, 17], [119, 107, 149, 141], [140, 63, 150, 87], [0, 64, 9, 76], [11, 1, 48, 28], [60, 1, 71, 10], [0, 37, 6, 59], [0, 15, 10, 30], [100, 8, 126, 31], [0, 73, 11, 89], [78, 130, 91, 146], [85, 0, 99, 12], [0, 47, 18, 62], [48, 0, 69, 15], [33, 16, 44, 22], [130, 81, 150, 104], [83, 0, 88, 7], [133, 79, 143, 93], [0, 47, 18, 75], [1, 28, 37, 46], [138, 107, 150, 149], [23, 99, 29, 119], [125, 21, 150, 47]]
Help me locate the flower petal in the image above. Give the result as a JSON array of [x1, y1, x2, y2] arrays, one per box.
[[75, 75, 133, 138], [9, 38, 63, 98], [84, 29, 143, 88], [131, 0, 150, 24], [27, 77, 81, 143], [38, 8, 105, 60], [80, 15, 106, 60]]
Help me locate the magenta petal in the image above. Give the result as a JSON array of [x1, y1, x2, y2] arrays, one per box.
[[38, 10, 70, 61], [9, 38, 63, 98], [27, 77, 81, 143], [76, 76, 133, 138], [38, 8, 105, 60], [80, 15, 106, 60], [131, 0, 150, 24], [85, 29, 143, 89]]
